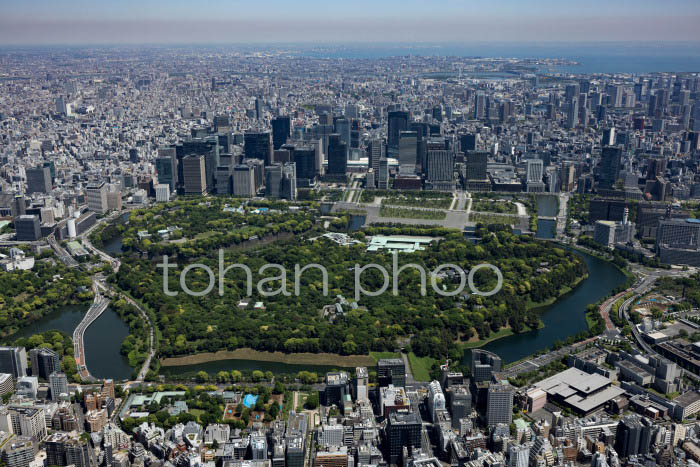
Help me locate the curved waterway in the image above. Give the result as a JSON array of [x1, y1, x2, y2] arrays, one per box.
[[5, 304, 132, 380], [463, 194, 627, 365], [83, 307, 133, 380], [464, 248, 628, 365], [535, 194, 558, 239]]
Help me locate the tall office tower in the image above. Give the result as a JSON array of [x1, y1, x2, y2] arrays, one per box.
[[0, 347, 27, 378], [646, 157, 667, 181], [602, 127, 616, 146], [86, 182, 108, 214], [565, 84, 580, 103], [155, 184, 170, 202], [487, 384, 514, 426], [471, 349, 502, 382], [499, 100, 514, 122], [427, 381, 446, 422], [378, 358, 406, 388], [680, 89, 691, 107], [474, 93, 487, 119], [446, 386, 471, 429], [387, 110, 409, 150], [606, 84, 623, 107], [244, 132, 274, 165], [128, 148, 140, 164], [508, 444, 529, 467], [182, 155, 207, 195], [174, 138, 219, 193], [251, 434, 268, 460], [465, 151, 490, 191], [432, 105, 443, 122], [546, 103, 555, 120], [49, 372, 69, 401], [232, 165, 256, 198], [280, 163, 297, 200], [156, 148, 178, 191], [561, 162, 576, 192], [285, 436, 305, 467], [656, 218, 700, 248], [266, 164, 283, 198], [26, 166, 52, 194], [215, 165, 233, 195], [425, 149, 455, 191], [255, 97, 262, 121], [378, 158, 389, 189], [334, 117, 352, 148], [460, 133, 478, 152], [387, 411, 422, 464], [345, 104, 360, 119], [566, 98, 578, 129], [55, 96, 67, 115], [29, 348, 59, 380], [615, 416, 652, 458], [355, 367, 368, 402], [14, 215, 41, 241], [367, 139, 384, 174], [272, 116, 291, 150], [327, 134, 348, 176], [291, 145, 317, 186], [598, 146, 622, 189], [398, 131, 418, 175], [526, 159, 544, 183], [579, 79, 591, 94], [547, 168, 560, 193]]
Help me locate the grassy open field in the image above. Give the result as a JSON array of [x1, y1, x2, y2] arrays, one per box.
[[407, 352, 437, 381]]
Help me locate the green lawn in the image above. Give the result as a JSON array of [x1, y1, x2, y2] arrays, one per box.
[[379, 206, 447, 220], [407, 352, 436, 382], [469, 212, 519, 226], [189, 409, 205, 422]]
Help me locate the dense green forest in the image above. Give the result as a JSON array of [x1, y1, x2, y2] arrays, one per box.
[[11, 330, 81, 382], [0, 252, 94, 337], [106, 201, 588, 364], [91, 198, 316, 258]]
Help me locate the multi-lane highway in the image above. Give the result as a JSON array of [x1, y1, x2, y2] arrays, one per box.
[[73, 281, 110, 382]]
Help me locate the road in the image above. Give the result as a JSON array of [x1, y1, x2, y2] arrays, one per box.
[[501, 336, 598, 379], [599, 291, 629, 331], [69, 207, 153, 382], [556, 193, 569, 238], [73, 280, 110, 382], [48, 233, 79, 268], [401, 352, 417, 387]]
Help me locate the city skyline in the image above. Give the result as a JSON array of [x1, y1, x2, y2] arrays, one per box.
[[1, 0, 700, 44]]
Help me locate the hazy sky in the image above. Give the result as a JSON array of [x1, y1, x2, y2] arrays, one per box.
[[1, 0, 699, 45]]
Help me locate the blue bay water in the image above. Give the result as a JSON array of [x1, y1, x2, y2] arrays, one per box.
[[292, 42, 700, 74]]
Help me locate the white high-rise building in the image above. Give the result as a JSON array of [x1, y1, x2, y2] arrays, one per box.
[[526, 159, 544, 183], [86, 182, 108, 214], [155, 184, 170, 203], [49, 372, 69, 401], [428, 380, 446, 423]]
